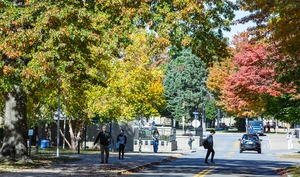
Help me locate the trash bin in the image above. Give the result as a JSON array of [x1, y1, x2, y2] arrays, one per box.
[[40, 139, 50, 148]]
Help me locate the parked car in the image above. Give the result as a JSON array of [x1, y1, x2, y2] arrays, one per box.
[[220, 123, 228, 130], [239, 134, 262, 153], [248, 121, 264, 136]]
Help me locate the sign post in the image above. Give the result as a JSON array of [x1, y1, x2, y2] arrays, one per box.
[[192, 112, 199, 134], [28, 129, 34, 156]]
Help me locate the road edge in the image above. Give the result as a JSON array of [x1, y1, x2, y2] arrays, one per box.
[[117, 153, 184, 176]]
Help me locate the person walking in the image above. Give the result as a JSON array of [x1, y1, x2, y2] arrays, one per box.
[[94, 125, 111, 164], [187, 129, 194, 150], [116, 129, 127, 160], [287, 132, 294, 150], [205, 130, 216, 164], [152, 129, 160, 153], [267, 121, 271, 132]]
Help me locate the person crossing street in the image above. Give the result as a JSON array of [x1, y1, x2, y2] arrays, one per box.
[[204, 130, 216, 164]]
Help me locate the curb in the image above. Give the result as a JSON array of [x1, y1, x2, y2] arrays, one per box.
[[276, 167, 292, 177], [117, 153, 184, 176]]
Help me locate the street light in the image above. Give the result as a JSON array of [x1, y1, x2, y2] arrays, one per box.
[[56, 77, 61, 157]]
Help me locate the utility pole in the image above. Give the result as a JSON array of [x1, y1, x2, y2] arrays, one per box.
[[56, 87, 60, 157]]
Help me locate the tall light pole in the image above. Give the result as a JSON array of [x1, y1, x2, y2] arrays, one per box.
[[56, 78, 61, 157]]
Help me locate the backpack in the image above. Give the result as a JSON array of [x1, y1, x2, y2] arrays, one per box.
[[119, 135, 125, 144], [202, 139, 208, 149]]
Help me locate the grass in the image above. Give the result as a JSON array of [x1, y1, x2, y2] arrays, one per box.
[[0, 147, 102, 173], [286, 166, 300, 177], [37, 147, 101, 155], [280, 154, 300, 159], [0, 154, 81, 173]]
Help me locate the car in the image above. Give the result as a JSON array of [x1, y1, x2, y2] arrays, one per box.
[[248, 121, 264, 136], [239, 134, 262, 153], [220, 123, 228, 130]]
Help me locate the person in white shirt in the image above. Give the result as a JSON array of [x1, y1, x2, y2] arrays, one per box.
[[287, 132, 293, 150]]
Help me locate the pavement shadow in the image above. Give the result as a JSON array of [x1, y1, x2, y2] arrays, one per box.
[[0, 153, 176, 177], [123, 156, 297, 176]]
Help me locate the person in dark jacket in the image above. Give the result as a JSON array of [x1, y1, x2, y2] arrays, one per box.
[[116, 129, 127, 160], [205, 130, 216, 164], [94, 125, 111, 164]]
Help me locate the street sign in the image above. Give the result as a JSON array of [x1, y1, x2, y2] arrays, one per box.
[[28, 129, 34, 136], [192, 119, 200, 128], [193, 112, 199, 120]]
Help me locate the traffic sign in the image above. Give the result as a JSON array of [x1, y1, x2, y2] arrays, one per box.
[[192, 119, 200, 128]]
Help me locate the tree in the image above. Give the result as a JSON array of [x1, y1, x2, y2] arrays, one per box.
[[205, 99, 217, 121], [219, 41, 296, 117], [164, 50, 208, 122], [264, 95, 300, 124], [0, 0, 121, 160], [207, 57, 235, 98], [238, 0, 300, 87], [87, 30, 166, 121]]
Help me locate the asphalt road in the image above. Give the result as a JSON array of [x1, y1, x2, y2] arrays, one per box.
[[124, 133, 299, 177]]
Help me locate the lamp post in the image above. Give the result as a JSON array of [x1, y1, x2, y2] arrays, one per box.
[[202, 104, 206, 133], [56, 78, 61, 157]]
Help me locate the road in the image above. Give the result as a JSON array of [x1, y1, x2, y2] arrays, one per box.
[[124, 133, 299, 177]]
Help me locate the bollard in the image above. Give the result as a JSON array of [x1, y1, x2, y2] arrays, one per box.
[[77, 139, 80, 154]]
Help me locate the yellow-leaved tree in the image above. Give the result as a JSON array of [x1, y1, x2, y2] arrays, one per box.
[[87, 30, 166, 121]]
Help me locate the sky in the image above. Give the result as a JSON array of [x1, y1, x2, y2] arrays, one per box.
[[223, 10, 256, 43]]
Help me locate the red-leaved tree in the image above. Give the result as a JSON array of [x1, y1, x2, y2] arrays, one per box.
[[219, 36, 296, 117]]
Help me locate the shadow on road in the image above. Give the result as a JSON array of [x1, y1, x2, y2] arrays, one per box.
[[124, 156, 296, 176]]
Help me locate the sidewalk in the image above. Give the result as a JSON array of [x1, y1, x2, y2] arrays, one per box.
[[267, 133, 300, 155], [0, 152, 183, 177]]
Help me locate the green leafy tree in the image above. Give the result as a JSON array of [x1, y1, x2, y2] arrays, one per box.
[[205, 100, 217, 121], [164, 50, 208, 122]]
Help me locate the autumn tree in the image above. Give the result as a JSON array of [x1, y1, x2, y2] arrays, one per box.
[[238, 0, 300, 87], [87, 30, 166, 121], [219, 41, 296, 117], [0, 0, 124, 160]]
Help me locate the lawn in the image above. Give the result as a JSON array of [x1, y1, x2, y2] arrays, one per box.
[[0, 154, 81, 173], [0, 147, 103, 173], [286, 166, 300, 177]]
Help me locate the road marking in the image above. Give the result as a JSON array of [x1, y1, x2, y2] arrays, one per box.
[[234, 140, 239, 149], [194, 166, 218, 177], [229, 152, 234, 155]]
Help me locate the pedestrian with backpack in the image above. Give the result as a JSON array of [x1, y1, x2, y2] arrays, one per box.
[[203, 130, 216, 164], [116, 129, 127, 160]]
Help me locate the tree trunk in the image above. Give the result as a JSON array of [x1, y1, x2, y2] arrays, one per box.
[[0, 87, 30, 162], [69, 119, 83, 150]]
